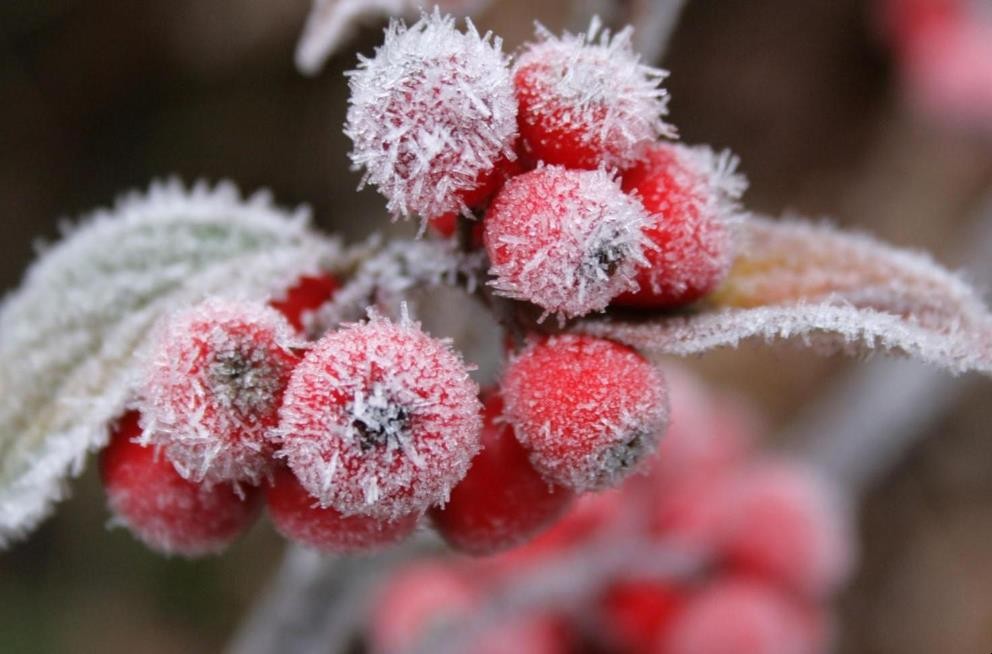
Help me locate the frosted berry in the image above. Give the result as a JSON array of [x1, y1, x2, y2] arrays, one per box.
[[513, 19, 673, 170], [101, 411, 261, 557], [276, 313, 483, 520], [484, 166, 653, 319], [270, 273, 339, 333], [430, 391, 574, 554], [266, 466, 418, 553], [716, 460, 855, 597], [502, 334, 669, 491], [600, 580, 685, 653], [345, 10, 518, 220], [615, 143, 746, 309], [138, 299, 300, 486], [662, 578, 813, 654]]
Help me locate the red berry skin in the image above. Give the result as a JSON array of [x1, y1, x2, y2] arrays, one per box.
[[502, 334, 669, 492], [266, 466, 418, 554], [600, 580, 685, 654], [615, 143, 736, 309], [430, 392, 574, 555], [100, 411, 261, 557], [270, 273, 338, 333]]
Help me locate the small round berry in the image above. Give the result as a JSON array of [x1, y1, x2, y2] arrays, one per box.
[[615, 143, 746, 309], [661, 578, 812, 654], [344, 10, 518, 220], [716, 460, 856, 597], [138, 299, 301, 486], [600, 580, 685, 653], [101, 411, 261, 557], [484, 166, 653, 319], [276, 313, 483, 520], [270, 273, 339, 333], [502, 334, 669, 492], [513, 19, 673, 170], [266, 466, 418, 553], [430, 392, 574, 554]]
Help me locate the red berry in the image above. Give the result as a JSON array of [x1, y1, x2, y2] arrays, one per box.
[[513, 20, 672, 170], [266, 466, 417, 553], [276, 313, 482, 520], [600, 580, 685, 653], [484, 166, 653, 319], [661, 578, 813, 654], [430, 392, 574, 554], [101, 411, 261, 557], [474, 615, 573, 654], [270, 273, 338, 333], [615, 143, 745, 309], [501, 334, 669, 492], [345, 10, 518, 220], [138, 299, 300, 486], [716, 460, 855, 597]]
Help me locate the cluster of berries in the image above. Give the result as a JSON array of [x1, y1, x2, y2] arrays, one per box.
[[366, 369, 856, 654], [100, 271, 669, 556], [345, 11, 746, 320]]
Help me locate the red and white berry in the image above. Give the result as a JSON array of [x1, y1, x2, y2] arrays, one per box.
[[275, 312, 482, 521], [345, 10, 518, 220], [101, 411, 262, 557], [138, 298, 300, 487], [484, 166, 654, 320], [513, 18, 673, 171], [270, 272, 339, 335], [501, 334, 669, 492]]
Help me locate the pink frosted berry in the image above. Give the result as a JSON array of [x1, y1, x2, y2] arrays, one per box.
[[484, 166, 653, 320], [344, 10, 518, 220], [716, 460, 856, 597], [513, 19, 673, 170], [266, 466, 418, 553], [275, 313, 483, 520], [430, 391, 574, 554], [138, 298, 300, 486], [501, 334, 669, 491], [615, 143, 746, 309], [101, 411, 262, 557], [661, 578, 816, 654]]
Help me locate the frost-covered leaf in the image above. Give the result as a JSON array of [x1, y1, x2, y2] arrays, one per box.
[[0, 180, 342, 548], [296, 0, 492, 75], [579, 215, 992, 375]]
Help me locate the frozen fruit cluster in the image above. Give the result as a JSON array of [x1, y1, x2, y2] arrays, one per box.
[[101, 272, 669, 556], [366, 368, 856, 654], [345, 10, 747, 319]]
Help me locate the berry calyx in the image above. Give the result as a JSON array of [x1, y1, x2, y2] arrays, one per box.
[[138, 299, 301, 486], [513, 19, 673, 170], [615, 143, 746, 309], [344, 10, 518, 220], [430, 391, 574, 554], [276, 313, 483, 520], [484, 166, 653, 320], [101, 411, 261, 557], [266, 466, 418, 553], [501, 334, 669, 492], [270, 273, 339, 333]]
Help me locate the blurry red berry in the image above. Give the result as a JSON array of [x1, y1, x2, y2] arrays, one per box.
[[266, 466, 418, 553], [484, 166, 653, 319], [502, 334, 669, 492], [513, 20, 672, 170], [430, 392, 574, 554], [600, 580, 685, 653], [101, 411, 261, 557], [276, 313, 482, 520], [270, 273, 338, 333], [615, 143, 745, 309], [138, 298, 300, 486]]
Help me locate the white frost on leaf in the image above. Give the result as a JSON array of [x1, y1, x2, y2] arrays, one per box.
[[0, 180, 343, 548], [578, 215, 992, 376]]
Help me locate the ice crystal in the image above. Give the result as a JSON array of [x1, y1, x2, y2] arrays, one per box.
[[485, 166, 653, 321], [275, 312, 483, 520], [345, 9, 517, 221], [0, 180, 342, 548]]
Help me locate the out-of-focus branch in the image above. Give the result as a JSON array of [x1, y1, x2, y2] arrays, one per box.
[[630, 0, 689, 63]]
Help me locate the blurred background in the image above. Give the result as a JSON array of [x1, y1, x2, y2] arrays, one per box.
[[2, 0, 992, 652]]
